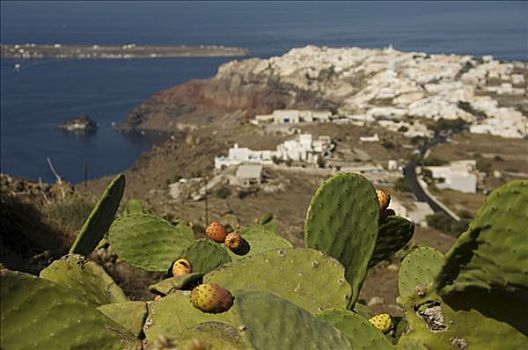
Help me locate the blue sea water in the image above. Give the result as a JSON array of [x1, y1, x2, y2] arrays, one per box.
[[1, 1, 527, 183]]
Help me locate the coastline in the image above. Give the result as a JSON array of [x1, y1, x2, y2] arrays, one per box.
[[1, 44, 249, 59]]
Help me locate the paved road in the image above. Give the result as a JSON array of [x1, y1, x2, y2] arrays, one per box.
[[404, 160, 445, 213], [403, 136, 460, 220]]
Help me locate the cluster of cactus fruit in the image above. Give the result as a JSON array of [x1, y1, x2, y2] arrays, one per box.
[[1, 172, 527, 349]]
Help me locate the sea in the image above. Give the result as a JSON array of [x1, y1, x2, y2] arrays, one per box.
[[1, 1, 527, 183]]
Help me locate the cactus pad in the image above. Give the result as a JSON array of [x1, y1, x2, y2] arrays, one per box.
[[149, 273, 204, 296], [124, 199, 143, 215], [173, 322, 247, 350], [179, 239, 231, 274], [97, 301, 148, 338], [143, 291, 233, 343], [226, 225, 293, 259], [318, 309, 394, 349], [1, 269, 140, 350], [233, 290, 351, 349], [305, 173, 379, 306], [108, 214, 194, 271], [69, 173, 125, 256], [398, 247, 444, 299], [39, 253, 127, 307], [399, 292, 528, 349], [437, 180, 528, 295], [370, 216, 414, 268], [204, 248, 351, 314]]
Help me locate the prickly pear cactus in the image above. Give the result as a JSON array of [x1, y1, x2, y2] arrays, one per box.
[[97, 301, 147, 338], [233, 290, 351, 349], [258, 212, 274, 225], [305, 173, 379, 306], [108, 214, 194, 271], [39, 253, 127, 307], [172, 322, 247, 350], [398, 247, 444, 299], [149, 273, 203, 296], [370, 216, 414, 268], [0, 269, 141, 350], [204, 248, 351, 314], [124, 199, 143, 215], [318, 309, 394, 349], [69, 173, 125, 256], [436, 180, 528, 295], [226, 224, 292, 259], [398, 292, 528, 349], [178, 239, 231, 274], [143, 291, 234, 343]]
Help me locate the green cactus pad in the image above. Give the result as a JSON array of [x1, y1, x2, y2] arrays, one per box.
[[204, 248, 351, 314], [143, 291, 233, 343], [108, 214, 194, 271], [1, 269, 140, 350], [398, 293, 528, 349], [39, 254, 127, 307], [437, 180, 528, 295], [179, 239, 231, 274], [396, 338, 428, 350], [149, 273, 204, 296], [226, 225, 293, 259], [353, 302, 374, 319], [399, 247, 444, 299], [69, 173, 126, 256], [173, 322, 248, 350], [175, 221, 195, 240], [258, 212, 274, 225], [97, 301, 147, 338], [318, 309, 394, 350], [124, 199, 143, 215], [304, 173, 379, 306], [370, 216, 415, 268], [233, 290, 351, 349]]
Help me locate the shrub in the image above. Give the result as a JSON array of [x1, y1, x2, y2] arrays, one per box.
[[316, 156, 326, 168], [426, 212, 469, 236], [394, 177, 411, 193], [44, 196, 94, 235], [215, 185, 231, 199]]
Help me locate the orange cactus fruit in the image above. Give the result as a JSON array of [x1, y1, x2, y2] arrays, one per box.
[[376, 189, 391, 211], [206, 221, 227, 242], [171, 258, 192, 277], [190, 283, 234, 313], [224, 232, 243, 250]]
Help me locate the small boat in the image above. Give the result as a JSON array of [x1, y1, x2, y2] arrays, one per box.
[[14, 64, 21, 71]]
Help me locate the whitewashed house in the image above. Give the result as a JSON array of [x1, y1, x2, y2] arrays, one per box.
[[426, 160, 477, 193], [236, 165, 263, 186], [215, 144, 273, 169], [215, 134, 332, 169], [359, 134, 380, 142], [254, 109, 332, 125]]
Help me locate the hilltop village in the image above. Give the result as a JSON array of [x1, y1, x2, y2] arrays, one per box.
[[94, 45, 527, 239]]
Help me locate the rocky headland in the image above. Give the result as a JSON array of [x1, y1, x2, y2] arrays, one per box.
[[119, 45, 527, 138]]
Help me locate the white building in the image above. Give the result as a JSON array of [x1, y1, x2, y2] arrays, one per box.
[[359, 134, 380, 142], [215, 134, 332, 169], [254, 109, 332, 125], [215, 144, 274, 169], [426, 160, 477, 193], [276, 134, 331, 163], [236, 165, 263, 186]]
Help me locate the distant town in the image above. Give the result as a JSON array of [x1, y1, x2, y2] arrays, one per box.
[[0, 43, 249, 59]]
